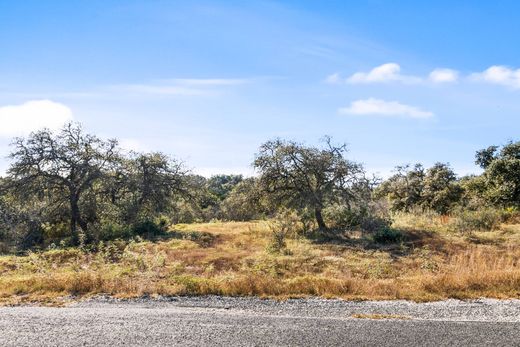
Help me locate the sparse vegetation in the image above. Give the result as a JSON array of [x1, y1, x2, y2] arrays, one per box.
[[0, 214, 519, 305], [0, 124, 519, 304]]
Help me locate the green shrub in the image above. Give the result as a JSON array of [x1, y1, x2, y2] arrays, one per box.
[[132, 220, 168, 238], [373, 228, 403, 244], [323, 204, 362, 230], [97, 223, 133, 241], [450, 207, 502, 233], [323, 203, 391, 232]]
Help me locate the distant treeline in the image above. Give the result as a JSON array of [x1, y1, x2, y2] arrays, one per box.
[[0, 123, 518, 252]]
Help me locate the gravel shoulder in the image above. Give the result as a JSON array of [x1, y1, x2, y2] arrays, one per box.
[[70, 296, 520, 322], [1, 296, 519, 346]]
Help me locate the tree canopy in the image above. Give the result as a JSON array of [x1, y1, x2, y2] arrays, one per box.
[[475, 141, 520, 206], [0, 123, 518, 253], [7, 124, 119, 244], [254, 138, 368, 229]]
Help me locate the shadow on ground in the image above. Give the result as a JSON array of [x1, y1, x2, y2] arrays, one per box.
[[304, 227, 463, 258], [146, 230, 218, 248]]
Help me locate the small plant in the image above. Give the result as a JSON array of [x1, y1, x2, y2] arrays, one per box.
[[267, 210, 300, 254], [96, 240, 125, 263], [502, 206, 520, 223]]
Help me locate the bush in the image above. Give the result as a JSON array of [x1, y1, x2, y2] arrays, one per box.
[[132, 219, 168, 239], [323, 204, 362, 230], [96, 216, 171, 242], [323, 202, 392, 232], [372, 228, 403, 244], [450, 207, 502, 233], [97, 223, 133, 241], [267, 210, 301, 254]]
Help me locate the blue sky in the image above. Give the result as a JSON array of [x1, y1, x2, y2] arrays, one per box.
[[1, 1, 519, 177]]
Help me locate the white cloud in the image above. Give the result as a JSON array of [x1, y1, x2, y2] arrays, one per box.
[[429, 68, 459, 83], [109, 78, 249, 97], [171, 78, 248, 86], [324, 73, 342, 84], [470, 65, 520, 88], [347, 63, 421, 84], [113, 84, 208, 96], [0, 100, 73, 137], [339, 98, 433, 119]]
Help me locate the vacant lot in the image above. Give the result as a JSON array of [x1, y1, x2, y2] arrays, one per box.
[[0, 213, 519, 305]]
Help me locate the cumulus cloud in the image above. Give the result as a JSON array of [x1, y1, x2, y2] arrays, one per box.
[[347, 63, 421, 84], [429, 68, 459, 83], [0, 100, 73, 137], [339, 98, 433, 119], [329, 64, 461, 85], [470, 65, 520, 88]]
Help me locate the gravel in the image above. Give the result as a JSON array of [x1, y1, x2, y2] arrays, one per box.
[[72, 295, 520, 322], [1, 296, 519, 346]]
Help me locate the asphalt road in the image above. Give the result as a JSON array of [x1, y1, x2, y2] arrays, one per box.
[[0, 297, 519, 346]]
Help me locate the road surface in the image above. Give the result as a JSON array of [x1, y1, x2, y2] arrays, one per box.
[[0, 296, 519, 346]]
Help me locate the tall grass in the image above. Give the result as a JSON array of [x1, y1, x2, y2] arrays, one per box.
[[0, 217, 519, 305]]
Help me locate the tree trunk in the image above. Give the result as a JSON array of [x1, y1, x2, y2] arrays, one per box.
[[69, 191, 87, 245], [315, 207, 327, 230], [70, 196, 80, 245]]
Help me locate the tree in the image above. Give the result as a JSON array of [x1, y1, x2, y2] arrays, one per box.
[[375, 164, 425, 212], [220, 177, 268, 221], [120, 152, 189, 223], [421, 163, 463, 214], [377, 162, 462, 214], [206, 175, 243, 201], [7, 123, 119, 244], [475, 141, 520, 206], [254, 137, 367, 230]]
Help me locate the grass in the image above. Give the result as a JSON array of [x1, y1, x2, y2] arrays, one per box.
[[0, 214, 519, 305]]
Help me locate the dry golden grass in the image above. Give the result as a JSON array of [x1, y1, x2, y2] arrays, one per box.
[[0, 216, 519, 305]]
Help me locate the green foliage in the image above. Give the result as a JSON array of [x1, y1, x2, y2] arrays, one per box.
[[132, 218, 169, 238], [372, 228, 403, 244], [377, 163, 462, 214], [475, 141, 520, 207], [97, 222, 133, 241], [254, 137, 368, 230], [220, 178, 268, 221], [0, 193, 45, 251], [322, 202, 391, 232], [421, 163, 463, 214], [0, 127, 519, 253], [7, 123, 119, 244], [450, 207, 503, 233], [206, 174, 243, 201], [0, 124, 189, 250], [376, 164, 425, 212]]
